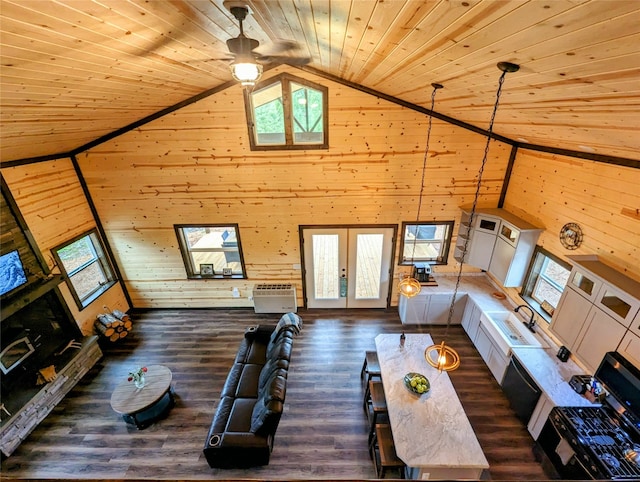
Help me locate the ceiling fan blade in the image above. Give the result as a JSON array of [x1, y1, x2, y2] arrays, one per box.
[[255, 39, 304, 55], [257, 55, 311, 66]]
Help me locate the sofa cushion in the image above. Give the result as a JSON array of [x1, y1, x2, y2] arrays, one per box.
[[234, 364, 262, 398], [226, 398, 258, 433], [234, 337, 251, 364], [258, 358, 289, 391], [244, 340, 269, 365], [211, 396, 235, 433], [220, 363, 244, 398], [266, 331, 293, 362], [250, 374, 287, 434]]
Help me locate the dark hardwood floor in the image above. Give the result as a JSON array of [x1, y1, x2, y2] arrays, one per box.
[[1, 308, 551, 480]]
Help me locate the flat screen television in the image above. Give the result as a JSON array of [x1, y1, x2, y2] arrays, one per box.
[[0, 249, 28, 297]]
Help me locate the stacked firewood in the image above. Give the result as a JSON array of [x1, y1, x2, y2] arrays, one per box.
[[94, 309, 132, 342]]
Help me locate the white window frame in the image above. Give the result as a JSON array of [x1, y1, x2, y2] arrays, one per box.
[[520, 246, 572, 322]]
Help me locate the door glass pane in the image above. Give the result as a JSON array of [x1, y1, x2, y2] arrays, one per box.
[[355, 234, 383, 299], [312, 234, 339, 299], [600, 290, 631, 318], [572, 272, 595, 295]]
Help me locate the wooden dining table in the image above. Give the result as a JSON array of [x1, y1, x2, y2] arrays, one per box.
[[375, 333, 489, 480]]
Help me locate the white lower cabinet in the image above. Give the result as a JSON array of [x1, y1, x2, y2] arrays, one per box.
[[398, 294, 429, 323], [618, 331, 640, 369], [475, 324, 509, 383], [461, 298, 482, 341], [527, 393, 554, 440], [399, 292, 466, 324]]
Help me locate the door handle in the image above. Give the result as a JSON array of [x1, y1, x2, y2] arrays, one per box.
[[340, 276, 347, 297]]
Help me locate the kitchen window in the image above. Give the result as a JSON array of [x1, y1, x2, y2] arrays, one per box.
[[52, 229, 116, 309], [245, 73, 328, 150], [175, 224, 246, 279], [399, 221, 454, 265], [520, 246, 571, 321]]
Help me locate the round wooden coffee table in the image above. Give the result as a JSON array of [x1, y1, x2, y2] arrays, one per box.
[[110, 364, 174, 429]]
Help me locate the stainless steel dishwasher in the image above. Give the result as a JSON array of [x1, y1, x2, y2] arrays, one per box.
[[501, 355, 541, 423]]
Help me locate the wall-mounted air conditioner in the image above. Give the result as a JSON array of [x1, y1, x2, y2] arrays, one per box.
[[252, 284, 297, 313]]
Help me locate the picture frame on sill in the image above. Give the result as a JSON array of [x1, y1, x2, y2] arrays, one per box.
[[200, 264, 214, 277]]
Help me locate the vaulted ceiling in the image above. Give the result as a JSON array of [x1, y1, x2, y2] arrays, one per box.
[[1, 0, 639, 163]]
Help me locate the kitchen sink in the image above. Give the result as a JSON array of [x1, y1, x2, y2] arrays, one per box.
[[482, 311, 548, 349]]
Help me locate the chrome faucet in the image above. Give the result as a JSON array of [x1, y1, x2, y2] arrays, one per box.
[[515, 304, 536, 333]]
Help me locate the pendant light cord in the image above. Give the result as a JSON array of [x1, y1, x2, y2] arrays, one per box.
[[410, 84, 442, 263], [444, 67, 513, 338]]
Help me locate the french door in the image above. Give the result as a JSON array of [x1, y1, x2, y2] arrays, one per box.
[[301, 226, 395, 308]]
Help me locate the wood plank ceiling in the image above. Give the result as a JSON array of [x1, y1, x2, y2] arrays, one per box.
[[1, 0, 639, 163]]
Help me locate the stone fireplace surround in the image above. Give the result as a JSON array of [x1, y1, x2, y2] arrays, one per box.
[[0, 275, 103, 457], [1, 184, 103, 457]]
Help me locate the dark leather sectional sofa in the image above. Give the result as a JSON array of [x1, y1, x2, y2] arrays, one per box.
[[203, 321, 297, 468]]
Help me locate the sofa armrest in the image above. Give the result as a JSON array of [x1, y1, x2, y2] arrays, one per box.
[[215, 431, 273, 449], [244, 324, 275, 342], [203, 431, 274, 468]]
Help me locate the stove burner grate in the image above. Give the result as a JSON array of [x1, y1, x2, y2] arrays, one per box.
[[555, 407, 640, 479]]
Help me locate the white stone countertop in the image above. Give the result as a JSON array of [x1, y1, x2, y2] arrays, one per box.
[[375, 333, 489, 473], [511, 348, 598, 408], [421, 274, 598, 408], [419, 273, 519, 312]]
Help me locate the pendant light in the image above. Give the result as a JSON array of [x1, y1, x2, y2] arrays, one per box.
[[399, 83, 443, 298], [425, 61, 520, 372]]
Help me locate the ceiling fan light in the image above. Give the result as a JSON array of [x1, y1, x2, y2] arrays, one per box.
[[231, 62, 262, 86]]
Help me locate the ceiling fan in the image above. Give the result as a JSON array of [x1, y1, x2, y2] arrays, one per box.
[[222, 3, 311, 86]]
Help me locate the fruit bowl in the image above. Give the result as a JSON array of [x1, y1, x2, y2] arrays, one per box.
[[403, 372, 430, 396]]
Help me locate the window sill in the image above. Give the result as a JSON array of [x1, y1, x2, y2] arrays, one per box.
[[518, 294, 553, 324], [190, 275, 246, 280], [80, 280, 118, 310]]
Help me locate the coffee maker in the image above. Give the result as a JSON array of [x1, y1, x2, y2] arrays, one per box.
[[413, 262, 432, 283]]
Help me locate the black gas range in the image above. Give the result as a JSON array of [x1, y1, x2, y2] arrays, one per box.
[[538, 352, 640, 480]]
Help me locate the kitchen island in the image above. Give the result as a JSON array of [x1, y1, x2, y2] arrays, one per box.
[[375, 333, 489, 480]]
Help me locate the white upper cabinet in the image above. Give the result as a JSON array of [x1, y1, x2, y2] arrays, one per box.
[[566, 266, 603, 303], [551, 255, 640, 372], [566, 255, 640, 327], [594, 283, 640, 327], [455, 208, 543, 287]]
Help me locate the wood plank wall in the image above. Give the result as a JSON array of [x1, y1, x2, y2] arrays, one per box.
[[503, 149, 640, 281], [497, 149, 640, 329], [3, 66, 637, 314], [1, 159, 130, 334], [76, 66, 509, 308]]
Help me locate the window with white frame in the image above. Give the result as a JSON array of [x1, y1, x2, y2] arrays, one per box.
[[399, 221, 454, 265], [520, 246, 571, 321], [52, 229, 116, 309], [174, 224, 246, 279]]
